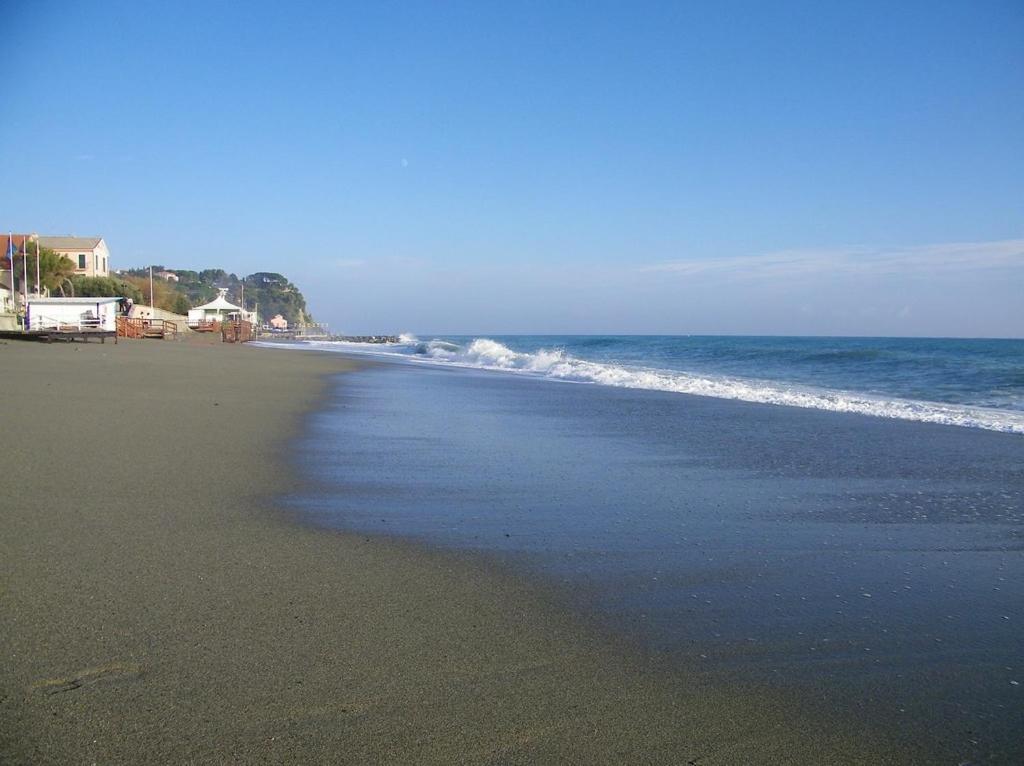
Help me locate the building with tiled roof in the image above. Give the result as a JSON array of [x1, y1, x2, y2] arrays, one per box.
[[3, 232, 112, 311], [37, 235, 110, 278], [1, 234, 33, 311], [3, 233, 111, 280]]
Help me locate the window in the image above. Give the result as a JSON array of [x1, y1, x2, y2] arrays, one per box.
[[78, 254, 86, 269]]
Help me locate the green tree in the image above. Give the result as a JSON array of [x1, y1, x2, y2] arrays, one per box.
[[242, 272, 309, 325], [13, 243, 76, 296], [119, 274, 197, 315], [70, 275, 144, 303], [169, 292, 191, 315]]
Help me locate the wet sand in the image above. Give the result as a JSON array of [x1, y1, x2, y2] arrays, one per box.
[[292, 359, 1024, 764], [1, 338, 928, 764]]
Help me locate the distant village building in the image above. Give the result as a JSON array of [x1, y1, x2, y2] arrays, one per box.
[[269, 314, 288, 330], [156, 270, 179, 282]]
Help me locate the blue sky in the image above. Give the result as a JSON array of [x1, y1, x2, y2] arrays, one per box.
[[1, 0, 1021, 336]]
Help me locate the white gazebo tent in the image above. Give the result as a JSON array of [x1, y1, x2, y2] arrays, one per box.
[[187, 288, 255, 327]]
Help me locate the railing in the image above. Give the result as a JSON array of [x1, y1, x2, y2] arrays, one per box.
[[29, 314, 106, 332], [117, 317, 179, 339], [117, 317, 142, 338], [296, 322, 331, 337], [221, 320, 255, 343]]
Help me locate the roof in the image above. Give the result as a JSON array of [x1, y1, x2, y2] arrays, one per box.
[[37, 236, 103, 251], [29, 297, 122, 304], [193, 294, 242, 311], [1, 234, 33, 255]]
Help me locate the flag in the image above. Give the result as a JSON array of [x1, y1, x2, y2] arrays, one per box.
[[5, 233, 14, 302], [5, 234, 14, 286]]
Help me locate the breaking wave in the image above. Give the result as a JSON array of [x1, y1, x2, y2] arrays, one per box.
[[288, 336, 1024, 435]]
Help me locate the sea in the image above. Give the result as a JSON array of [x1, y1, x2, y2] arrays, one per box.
[[261, 335, 1024, 762], [299, 334, 1024, 433]]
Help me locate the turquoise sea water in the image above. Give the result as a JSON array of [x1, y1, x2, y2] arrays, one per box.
[[292, 335, 1024, 433]]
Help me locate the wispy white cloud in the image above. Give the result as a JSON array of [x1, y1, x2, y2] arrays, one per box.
[[640, 239, 1024, 280]]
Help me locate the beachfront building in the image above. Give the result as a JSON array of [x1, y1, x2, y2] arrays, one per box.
[[0, 256, 14, 312], [39, 236, 111, 278], [0, 277, 13, 314], [2, 232, 112, 287], [269, 314, 288, 330], [187, 288, 257, 328], [26, 296, 121, 331], [2, 233, 34, 310]]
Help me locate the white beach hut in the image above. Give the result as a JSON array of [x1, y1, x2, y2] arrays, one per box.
[[26, 297, 121, 331], [187, 288, 255, 328]]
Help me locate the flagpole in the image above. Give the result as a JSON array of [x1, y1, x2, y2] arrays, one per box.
[[149, 265, 154, 315], [6, 233, 13, 313], [35, 237, 40, 296], [22, 236, 28, 303]]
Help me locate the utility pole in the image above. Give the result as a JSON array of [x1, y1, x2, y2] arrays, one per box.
[[149, 265, 154, 315], [34, 237, 40, 295]]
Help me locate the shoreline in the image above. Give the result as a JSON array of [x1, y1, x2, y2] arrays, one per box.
[[2, 339, 931, 763], [285, 352, 1024, 762], [258, 337, 1024, 436]]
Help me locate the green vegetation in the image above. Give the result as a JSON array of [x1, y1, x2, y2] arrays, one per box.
[[11, 243, 76, 296], [8, 245, 310, 324], [71, 275, 144, 304], [121, 266, 310, 324], [172, 269, 231, 306], [241, 272, 309, 326], [120, 274, 191, 314]]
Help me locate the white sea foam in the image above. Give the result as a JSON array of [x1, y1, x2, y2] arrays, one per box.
[[261, 338, 1024, 435]]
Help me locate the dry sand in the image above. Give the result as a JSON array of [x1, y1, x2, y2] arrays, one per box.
[[0, 338, 927, 764]]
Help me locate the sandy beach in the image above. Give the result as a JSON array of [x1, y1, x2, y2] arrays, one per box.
[[1, 338, 930, 764]]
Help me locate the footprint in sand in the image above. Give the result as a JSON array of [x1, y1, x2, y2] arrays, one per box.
[[29, 662, 142, 696]]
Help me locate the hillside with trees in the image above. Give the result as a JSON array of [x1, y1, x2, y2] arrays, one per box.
[[13, 249, 313, 324], [118, 267, 311, 324], [241, 272, 309, 326]]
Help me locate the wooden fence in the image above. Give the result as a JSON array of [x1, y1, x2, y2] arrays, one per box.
[[221, 321, 255, 343], [117, 317, 179, 340]]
